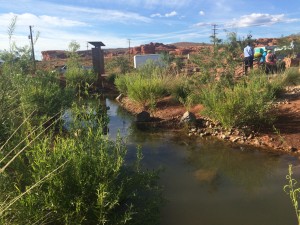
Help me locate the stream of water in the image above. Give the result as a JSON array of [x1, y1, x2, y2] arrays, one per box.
[[106, 98, 300, 225]]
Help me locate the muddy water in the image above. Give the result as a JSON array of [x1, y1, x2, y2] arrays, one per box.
[[106, 98, 300, 225]]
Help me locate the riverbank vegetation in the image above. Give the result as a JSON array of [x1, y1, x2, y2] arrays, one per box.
[[0, 19, 163, 224], [114, 33, 300, 130]]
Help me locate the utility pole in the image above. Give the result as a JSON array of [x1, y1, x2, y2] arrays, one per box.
[[212, 24, 218, 46], [29, 25, 36, 72], [128, 39, 131, 61]]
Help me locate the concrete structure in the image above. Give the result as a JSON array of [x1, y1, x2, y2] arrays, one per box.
[[133, 54, 164, 68], [88, 41, 105, 75]]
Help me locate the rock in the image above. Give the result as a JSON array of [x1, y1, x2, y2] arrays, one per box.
[[288, 146, 298, 152], [247, 134, 254, 140], [194, 169, 218, 182], [180, 111, 196, 124], [232, 137, 240, 143], [136, 111, 151, 122], [220, 134, 230, 140], [116, 93, 124, 102], [190, 128, 197, 132]]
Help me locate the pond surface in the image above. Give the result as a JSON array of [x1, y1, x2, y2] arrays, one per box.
[[106, 98, 300, 225]]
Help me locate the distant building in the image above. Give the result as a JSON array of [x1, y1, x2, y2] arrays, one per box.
[[133, 54, 164, 68]]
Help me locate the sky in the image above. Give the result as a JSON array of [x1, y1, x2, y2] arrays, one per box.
[[0, 0, 300, 59]]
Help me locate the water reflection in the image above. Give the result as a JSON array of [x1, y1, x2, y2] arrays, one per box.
[[185, 137, 280, 192], [105, 97, 300, 225]]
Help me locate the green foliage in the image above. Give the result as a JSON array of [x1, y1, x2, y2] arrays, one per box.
[[168, 75, 199, 111], [200, 73, 276, 128], [282, 67, 300, 86], [105, 56, 132, 75], [64, 41, 97, 92], [284, 164, 300, 225], [126, 73, 167, 109], [104, 73, 117, 84], [0, 15, 36, 75], [0, 105, 162, 225], [17, 75, 75, 121], [159, 51, 174, 66], [115, 62, 168, 109], [277, 36, 300, 58], [0, 73, 19, 142]]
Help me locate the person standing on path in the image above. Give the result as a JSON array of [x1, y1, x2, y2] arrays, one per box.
[[243, 42, 254, 74]]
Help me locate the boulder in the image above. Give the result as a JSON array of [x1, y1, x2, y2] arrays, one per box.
[[136, 111, 151, 122], [180, 111, 196, 124]]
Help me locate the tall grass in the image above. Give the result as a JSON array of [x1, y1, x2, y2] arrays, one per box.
[[200, 73, 277, 128], [282, 67, 300, 86], [168, 75, 200, 111], [115, 62, 169, 109]]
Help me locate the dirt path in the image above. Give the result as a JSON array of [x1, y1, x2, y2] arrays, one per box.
[[260, 86, 300, 152]]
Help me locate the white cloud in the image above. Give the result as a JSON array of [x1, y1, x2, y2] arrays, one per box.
[[116, 0, 193, 8], [0, 13, 87, 28], [193, 22, 211, 27], [150, 13, 163, 18], [61, 6, 151, 23], [150, 11, 178, 18], [165, 11, 177, 17], [227, 13, 287, 28], [39, 15, 87, 27], [199, 11, 205, 16]]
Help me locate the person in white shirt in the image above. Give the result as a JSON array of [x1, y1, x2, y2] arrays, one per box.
[[243, 42, 254, 74]]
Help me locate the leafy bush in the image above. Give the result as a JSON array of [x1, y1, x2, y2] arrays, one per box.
[[115, 74, 129, 94], [200, 74, 276, 128], [282, 67, 300, 86], [0, 105, 163, 225], [0, 73, 20, 142], [105, 56, 132, 75], [168, 75, 199, 110], [127, 73, 168, 109], [115, 62, 169, 109], [17, 75, 75, 121]]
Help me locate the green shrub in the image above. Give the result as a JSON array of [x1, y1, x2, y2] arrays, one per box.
[[18, 75, 75, 121], [115, 62, 169, 109], [126, 73, 168, 109], [0, 108, 162, 225], [105, 73, 117, 84], [168, 76, 199, 110], [115, 74, 129, 94], [282, 67, 300, 86], [105, 56, 132, 75], [200, 74, 276, 128], [0, 73, 20, 142]]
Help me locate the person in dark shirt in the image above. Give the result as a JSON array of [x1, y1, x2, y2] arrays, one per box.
[[265, 50, 277, 74]]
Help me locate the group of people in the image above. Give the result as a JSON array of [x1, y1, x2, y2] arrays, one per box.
[[243, 42, 277, 75]]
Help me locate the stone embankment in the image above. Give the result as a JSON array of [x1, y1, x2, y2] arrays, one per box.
[[187, 116, 298, 155]]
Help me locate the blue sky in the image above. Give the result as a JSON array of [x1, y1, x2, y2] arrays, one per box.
[[0, 0, 300, 59]]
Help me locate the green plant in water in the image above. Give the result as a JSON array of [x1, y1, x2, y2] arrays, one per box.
[[284, 164, 300, 225]]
